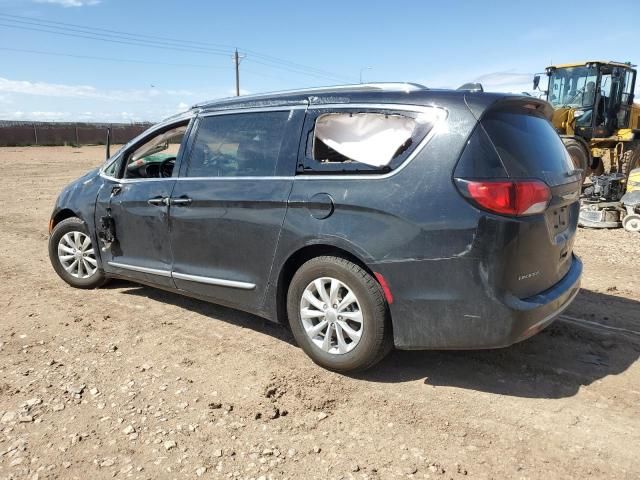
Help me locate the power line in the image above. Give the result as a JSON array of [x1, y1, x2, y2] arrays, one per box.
[[0, 46, 336, 91], [18, 12, 350, 81], [0, 46, 305, 84], [0, 15, 231, 55], [0, 22, 233, 57], [0, 13, 235, 51], [0, 47, 229, 69], [242, 48, 349, 81], [245, 57, 346, 82], [0, 21, 347, 82], [0, 13, 352, 82]]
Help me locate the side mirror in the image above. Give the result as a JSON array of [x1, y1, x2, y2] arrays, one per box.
[[533, 75, 541, 90]]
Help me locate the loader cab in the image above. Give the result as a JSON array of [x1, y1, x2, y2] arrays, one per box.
[[544, 62, 636, 139]]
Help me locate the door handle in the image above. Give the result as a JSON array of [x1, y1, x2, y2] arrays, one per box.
[[111, 184, 122, 196], [148, 196, 169, 206], [170, 196, 192, 206]]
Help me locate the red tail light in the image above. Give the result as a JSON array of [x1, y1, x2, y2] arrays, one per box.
[[458, 179, 551, 216]]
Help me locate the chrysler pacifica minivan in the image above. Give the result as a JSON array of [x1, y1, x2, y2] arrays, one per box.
[[48, 83, 582, 371]]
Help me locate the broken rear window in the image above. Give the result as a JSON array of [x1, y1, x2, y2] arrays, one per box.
[[303, 110, 437, 174]]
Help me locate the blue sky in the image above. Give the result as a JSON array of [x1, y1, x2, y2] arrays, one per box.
[[0, 0, 638, 122]]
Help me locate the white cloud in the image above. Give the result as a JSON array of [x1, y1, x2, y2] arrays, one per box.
[[2, 110, 24, 119], [30, 111, 70, 120], [34, 0, 100, 7], [0, 110, 70, 120], [119, 111, 141, 122], [0, 77, 194, 102], [0, 109, 151, 122], [0, 76, 253, 122], [0, 77, 103, 98]]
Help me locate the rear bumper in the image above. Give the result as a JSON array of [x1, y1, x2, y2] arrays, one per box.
[[497, 254, 582, 345], [386, 254, 582, 350]]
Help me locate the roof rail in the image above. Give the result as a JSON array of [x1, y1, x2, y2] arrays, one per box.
[[193, 82, 428, 109]]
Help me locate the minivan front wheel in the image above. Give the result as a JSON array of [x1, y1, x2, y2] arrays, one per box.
[[48, 217, 106, 289], [287, 256, 391, 372]]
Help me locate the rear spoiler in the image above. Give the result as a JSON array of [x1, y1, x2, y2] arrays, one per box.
[[464, 94, 554, 121]]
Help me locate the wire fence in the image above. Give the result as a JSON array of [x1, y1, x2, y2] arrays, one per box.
[[0, 121, 152, 147]]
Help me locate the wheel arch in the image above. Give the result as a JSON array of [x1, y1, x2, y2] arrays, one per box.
[[274, 243, 378, 331], [50, 208, 81, 233]]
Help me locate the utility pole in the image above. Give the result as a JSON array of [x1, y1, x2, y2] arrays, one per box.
[[233, 49, 245, 96], [359, 66, 372, 84]]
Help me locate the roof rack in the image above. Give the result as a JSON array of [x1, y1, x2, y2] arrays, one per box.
[[192, 82, 428, 109]]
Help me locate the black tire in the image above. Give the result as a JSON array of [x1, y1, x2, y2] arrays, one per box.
[[562, 138, 590, 179], [287, 256, 392, 372], [590, 157, 605, 176], [48, 217, 106, 289]]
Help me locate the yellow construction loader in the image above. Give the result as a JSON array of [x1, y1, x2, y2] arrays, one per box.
[[534, 61, 640, 230]]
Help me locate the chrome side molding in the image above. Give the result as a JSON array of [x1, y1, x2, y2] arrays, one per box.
[[107, 261, 255, 290], [108, 261, 171, 277], [172, 272, 256, 290]]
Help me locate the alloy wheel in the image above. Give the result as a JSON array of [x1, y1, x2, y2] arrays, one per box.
[[299, 277, 364, 354], [57, 231, 98, 279]]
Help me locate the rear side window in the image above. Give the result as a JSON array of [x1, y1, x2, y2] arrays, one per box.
[[454, 124, 508, 179], [186, 111, 289, 177], [301, 109, 438, 174], [481, 111, 574, 185], [315, 113, 418, 167]]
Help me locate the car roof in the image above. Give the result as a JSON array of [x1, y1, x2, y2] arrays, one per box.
[[155, 83, 536, 128], [192, 83, 426, 109], [190, 82, 517, 113]]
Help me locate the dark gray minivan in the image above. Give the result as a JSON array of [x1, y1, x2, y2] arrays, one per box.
[[48, 83, 582, 372]]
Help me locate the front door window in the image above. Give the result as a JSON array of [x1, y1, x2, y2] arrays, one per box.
[[124, 124, 188, 179]]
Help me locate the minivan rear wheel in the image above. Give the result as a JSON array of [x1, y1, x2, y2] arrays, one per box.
[[48, 217, 106, 289], [287, 256, 391, 372]]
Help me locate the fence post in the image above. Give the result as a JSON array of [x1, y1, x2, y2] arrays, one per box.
[[75, 126, 79, 146], [33, 124, 38, 145]]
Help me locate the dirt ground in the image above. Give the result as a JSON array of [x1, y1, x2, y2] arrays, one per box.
[[0, 146, 639, 480]]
